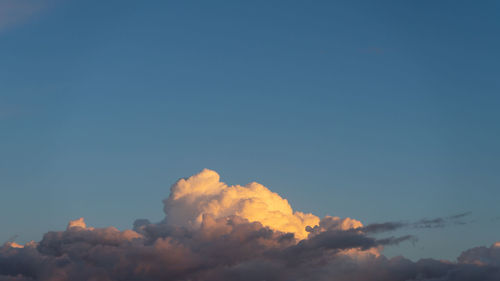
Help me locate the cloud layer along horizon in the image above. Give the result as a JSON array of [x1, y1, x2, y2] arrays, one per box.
[[1, 169, 499, 281]]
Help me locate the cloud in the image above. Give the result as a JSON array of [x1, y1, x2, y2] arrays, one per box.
[[0, 169, 498, 281], [458, 242, 500, 267], [357, 212, 473, 234], [413, 213, 469, 229], [163, 169, 361, 240], [66, 217, 87, 230]]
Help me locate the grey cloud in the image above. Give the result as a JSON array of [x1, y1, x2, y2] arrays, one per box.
[[1, 215, 499, 281], [414, 212, 472, 229], [355, 212, 473, 235], [458, 243, 500, 266], [0, 169, 494, 281], [360, 222, 407, 234]]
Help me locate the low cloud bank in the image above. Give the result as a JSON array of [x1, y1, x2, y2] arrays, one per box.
[[1, 169, 498, 281]]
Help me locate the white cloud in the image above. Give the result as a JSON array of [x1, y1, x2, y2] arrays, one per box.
[[163, 169, 362, 240]]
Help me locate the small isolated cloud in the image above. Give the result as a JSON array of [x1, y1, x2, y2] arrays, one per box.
[[0, 169, 498, 281]]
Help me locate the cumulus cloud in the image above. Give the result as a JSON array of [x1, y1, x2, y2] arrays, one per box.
[[458, 242, 500, 267], [0, 169, 498, 281], [163, 169, 361, 240]]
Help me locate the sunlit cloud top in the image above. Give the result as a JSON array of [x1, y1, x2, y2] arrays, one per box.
[[1, 169, 499, 281], [163, 169, 362, 239]]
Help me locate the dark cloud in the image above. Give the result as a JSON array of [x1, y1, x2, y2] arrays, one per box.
[[0, 215, 499, 281], [449, 212, 472, 220], [355, 212, 473, 234], [414, 212, 472, 229], [0, 170, 494, 281], [458, 242, 500, 267], [360, 222, 407, 234]]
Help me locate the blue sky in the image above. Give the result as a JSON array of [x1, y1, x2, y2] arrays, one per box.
[[1, 0, 499, 261]]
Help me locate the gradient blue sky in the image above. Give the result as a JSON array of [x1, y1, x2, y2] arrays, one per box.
[[1, 0, 499, 261]]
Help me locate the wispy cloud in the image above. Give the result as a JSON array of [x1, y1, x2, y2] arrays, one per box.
[[357, 212, 473, 234]]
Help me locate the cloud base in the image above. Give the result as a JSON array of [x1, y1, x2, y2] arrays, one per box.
[[1, 169, 498, 281]]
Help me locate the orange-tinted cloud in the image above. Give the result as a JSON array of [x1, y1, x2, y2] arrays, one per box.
[[0, 169, 498, 281], [163, 169, 361, 240]]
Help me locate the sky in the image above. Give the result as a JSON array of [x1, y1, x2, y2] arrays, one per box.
[[1, 0, 499, 267]]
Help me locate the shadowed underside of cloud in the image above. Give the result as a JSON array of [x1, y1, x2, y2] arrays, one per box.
[[1, 169, 498, 281]]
